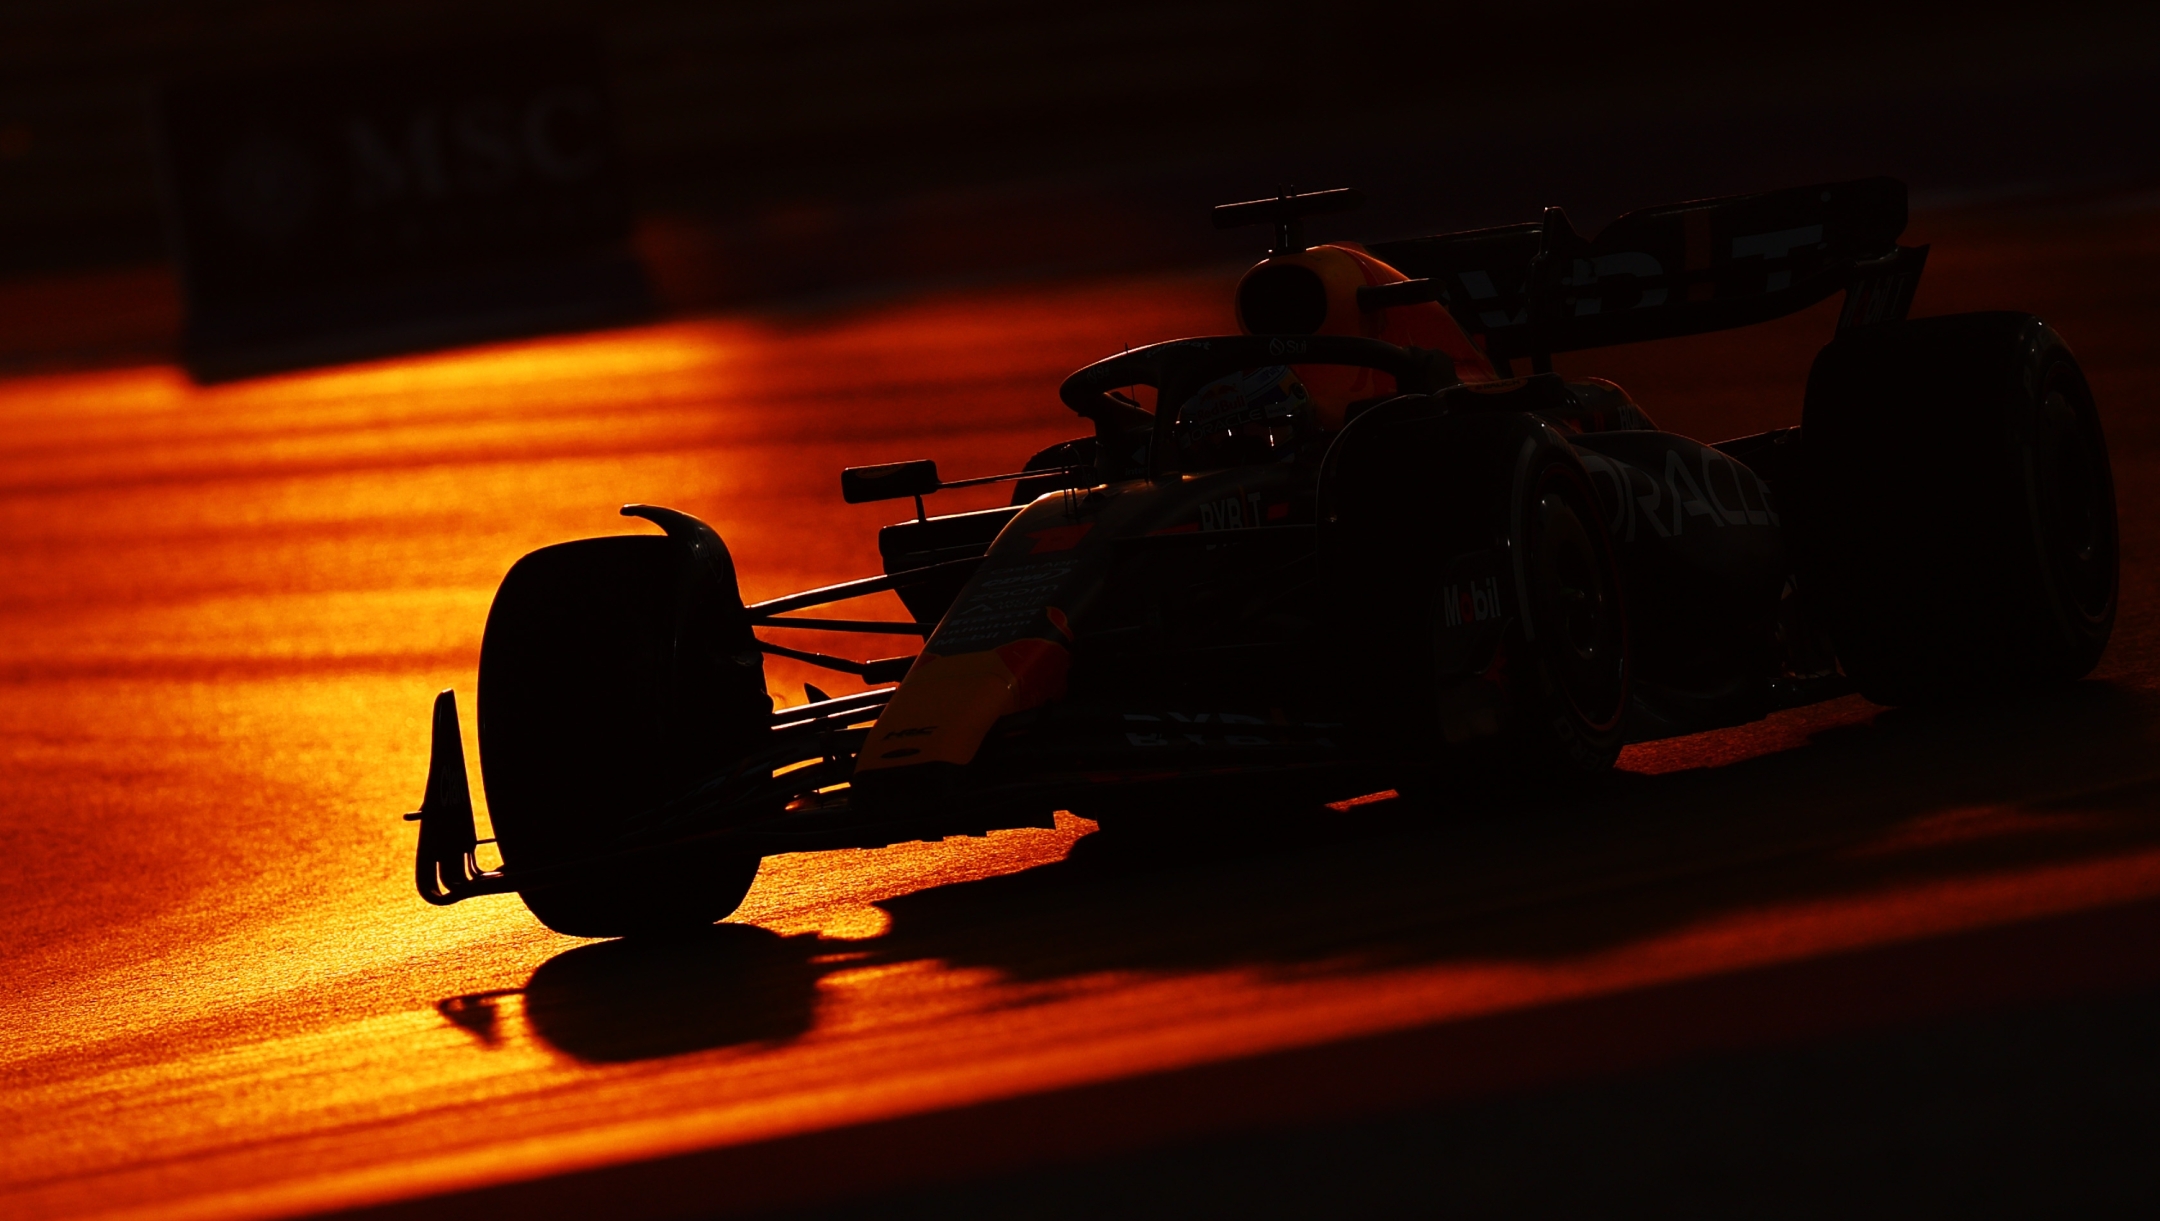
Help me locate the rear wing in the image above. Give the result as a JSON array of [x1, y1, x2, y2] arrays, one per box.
[[1366, 177, 1926, 365]]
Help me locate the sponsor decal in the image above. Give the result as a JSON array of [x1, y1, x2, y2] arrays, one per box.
[[1731, 225, 1826, 293], [1028, 523, 1094, 553], [1123, 712, 1275, 748], [1659, 447, 1725, 534], [1443, 575, 1504, 627], [880, 725, 936, 740], [1560, 252, 1668, 313], [1732, 224, 1825, 260], [1575, 446, 1778, 542], [1577, 451, 1632, 539], [928, 558, 1077, 654], [1456, 271, 1529, 329], [155, 37, 639, 378], [1158, 488, 1289, 535], [1701, 449, 1773, 526], [1199, 490, 1266, 532]]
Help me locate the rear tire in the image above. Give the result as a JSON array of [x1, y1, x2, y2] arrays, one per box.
[[1517, 447, 1632, 772], [479, 536, 770, 937], [1323, 399, 1630, 791], [1799, 313, 2117, 704]]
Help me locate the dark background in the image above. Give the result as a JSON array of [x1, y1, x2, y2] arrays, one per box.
[[6, 7, 2160, 1215], [5, 0, 2159, 310]]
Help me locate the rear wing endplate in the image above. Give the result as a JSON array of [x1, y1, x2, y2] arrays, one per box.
[[1367, 177, 1927, 363]]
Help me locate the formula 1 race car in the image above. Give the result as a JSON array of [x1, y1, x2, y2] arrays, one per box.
[[407, 177, 2118, 937]]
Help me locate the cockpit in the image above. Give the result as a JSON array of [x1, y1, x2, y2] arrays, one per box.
[[1171, 364, 1318, 469]]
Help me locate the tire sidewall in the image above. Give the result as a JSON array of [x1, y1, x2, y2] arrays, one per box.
[[1320, 399, 1629, 782], [1799, 313, 2117, 702]]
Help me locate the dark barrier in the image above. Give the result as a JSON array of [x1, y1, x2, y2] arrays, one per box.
[[154, 34, 650, 381]]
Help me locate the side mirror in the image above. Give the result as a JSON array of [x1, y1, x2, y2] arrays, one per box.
[[841, 459, 941, 505], [838, 458, 941, 505]]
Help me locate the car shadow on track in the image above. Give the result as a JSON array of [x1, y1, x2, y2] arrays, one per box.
[[504, 680, 2160, 1064], [514, 924, 824, 1062]]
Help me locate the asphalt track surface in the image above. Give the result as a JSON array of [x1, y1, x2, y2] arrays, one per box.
[[5, 196, 2160, 1219]]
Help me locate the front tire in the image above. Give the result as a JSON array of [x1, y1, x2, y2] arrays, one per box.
[[1799, 313, 2117, 703], [479, 536, 770, 937]]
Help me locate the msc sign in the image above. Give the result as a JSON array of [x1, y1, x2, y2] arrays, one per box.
[[156, 35, 648, 380]]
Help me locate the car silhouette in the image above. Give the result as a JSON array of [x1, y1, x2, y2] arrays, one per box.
[[408, 179, 2117, 937]]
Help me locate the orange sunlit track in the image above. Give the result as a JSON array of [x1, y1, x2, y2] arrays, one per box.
[[5, 199, 2160, 1220]]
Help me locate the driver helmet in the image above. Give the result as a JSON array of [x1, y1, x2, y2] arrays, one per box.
[[1174, 364, 1316, 469]]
